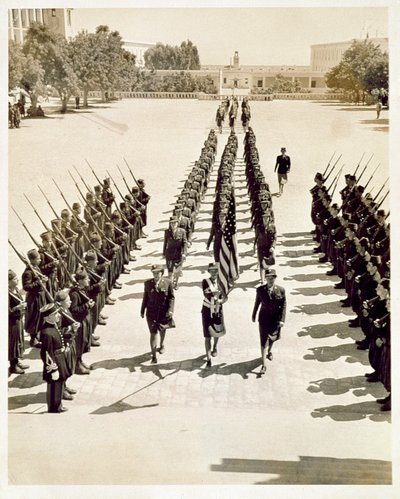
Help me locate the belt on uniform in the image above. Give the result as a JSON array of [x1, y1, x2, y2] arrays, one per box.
[[55, 347, 70, 354]]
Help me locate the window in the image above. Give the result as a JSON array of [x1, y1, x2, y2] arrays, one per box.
[[21, 9, 28, 27], [28, 9, 35, 23], [223, 78, 227, 84], [67, 9, 72, 26], [311, 80, 316, 88], [51, 9, 56, 17], [12, 9, 19, 27], [257, 79, 263, 88]]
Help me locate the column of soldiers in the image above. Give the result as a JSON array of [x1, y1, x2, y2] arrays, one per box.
[[206, 130, 238, 263], [163, 129, 218, 289], [243, 127, 277, 283], [310, 169, 391, 411], [9, 171, 151, 412]]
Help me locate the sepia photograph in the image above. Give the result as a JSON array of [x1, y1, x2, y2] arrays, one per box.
[[3, 1, 399, 498]]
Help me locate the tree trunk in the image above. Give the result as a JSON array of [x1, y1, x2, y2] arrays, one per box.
[[83, 88, 89, 107], [60, 95, 69, 113], [30, 93, 38, 110], [101, 89, 106, 102]]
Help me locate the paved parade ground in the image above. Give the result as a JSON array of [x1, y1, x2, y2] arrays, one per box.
[[7, 97, 392, 494]]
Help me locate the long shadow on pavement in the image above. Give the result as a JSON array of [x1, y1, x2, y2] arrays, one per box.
[[297, 321, 361, 341], [211, 456, 391, 484], [307, 375, 387, 397], [284, 272, 333, 282], [291, 285, 344, 297], [198, 357, 262, 379], [291, 301, 353, 315], [9, 392, 46, 410], [311, 401, 390, 423], [8, 371, 43, 389], [303, 344, 369, 365]]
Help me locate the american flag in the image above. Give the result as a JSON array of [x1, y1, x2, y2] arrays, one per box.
[[218, 193, 239, 297]]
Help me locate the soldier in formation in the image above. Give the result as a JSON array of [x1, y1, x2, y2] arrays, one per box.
[[310, 168, 390, 411]]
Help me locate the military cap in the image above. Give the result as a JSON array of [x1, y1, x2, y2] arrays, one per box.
[[280, 147, 286, 152], [61, 208, 70, 218], [8, 269, 17, 280], [131, 187, 139, 194], [150, 264, 164, 273], [358, 237, 370, 249], [84, 250, 97, 262], [315, 172, 324, 181], [347, 223, 358, 231], [344, 174, 351, 179], [370, 255, 381, 266], [72, 202, 81, 210], [40, 231, 52, 241], [120, 202, 126, 209], [51, 218, 62, 227], [331, 203, 339, 210], [125, 194, 133, 201], [207, 262, 219, 272], [137, 179, 145, 185], [27, 249, 40, 260], [169, 217, 178, 223], [377, 209, 385, 217], [264, 268, 277, 277], [75, 269, 88, 281], [356, 185, 365, 194], [94, 185, 102, 192], [103, 178, 110, 185], [55, 289, 70, 301], [40, 302, 59, 318], [111, 211, 120, 219], [104, 222, 113, 230], [349, 175, 357, 181], [86, 192, 94, 200]]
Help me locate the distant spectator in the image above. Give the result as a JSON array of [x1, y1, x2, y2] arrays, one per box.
[[376, 100, 382, 119]]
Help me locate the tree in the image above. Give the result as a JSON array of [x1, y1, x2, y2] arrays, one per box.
[[24, 22, 78, 112], [19, 54, 46, 110], [272, 73, 302, 93], [144, 40, 201, 70], [8, 40, 25, 90], [326, 39, 388, 103]]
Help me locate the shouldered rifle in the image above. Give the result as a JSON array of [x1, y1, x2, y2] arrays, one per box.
[[37, 185, 60, 220], [356, 154, 374, 183], [11, 206, 45, 251], [85, 159, 102, 185], [352, 152, 365, 177], [373, 178, 389, 202], [327, 164, 344, 192], [106, 169, 140, 216], [363, 163, 381, 190], [322, 151, 336, 178], [324, 154, 342, 182], [118, 162, 145, 208], [376, 190, 389, 209], [331, 166, 344, 197], [73, 165, 107, 210], [8, 239, 53, 302]]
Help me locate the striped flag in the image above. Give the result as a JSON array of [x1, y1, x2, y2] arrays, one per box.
[[218, 193, 239, 297]]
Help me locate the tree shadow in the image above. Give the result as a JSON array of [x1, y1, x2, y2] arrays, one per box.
[[311, 401, 391, 423], [211, 456, 391, 484], [297, 321, 360, 340], [303, 343, 369, 365], [8, 371, 43, 389], [8, 392, 47, 410]]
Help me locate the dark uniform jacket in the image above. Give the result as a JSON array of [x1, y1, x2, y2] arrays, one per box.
[[252, 284, 286, 332], [141, 277, 175, 324], [163, 228, 187, 261], [40, 324, 72, 382]]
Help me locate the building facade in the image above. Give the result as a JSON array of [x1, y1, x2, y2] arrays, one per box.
[[8, 8, 74, 43], [122, 40, 157, 67]]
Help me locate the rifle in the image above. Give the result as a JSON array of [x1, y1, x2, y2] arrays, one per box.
[[356, 154, 374, 183], [363, 163, 381, 190], [85, 159, 102, 186], [324, 154, 342, 181], [11, 206, 43, 249], [352, 152, 365, 177], [322, 151, 336, 177], [373, 178, 389, 202], [37, 185, 59, 220], [376, 190, 389, 209], [69, 170, 120, 249], [331, 166, 344, 197], [8, 239, 53, 302], [327, 164, 344, 192], [106, 169, 141, 216], [118, 162, 145, 208]]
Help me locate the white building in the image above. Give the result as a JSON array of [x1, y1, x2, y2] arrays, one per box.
[[122, 40, 156, 67]]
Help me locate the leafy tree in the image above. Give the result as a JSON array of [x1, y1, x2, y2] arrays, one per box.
[[326, 39, 388, 103], [272, 73, 302, 93], [19, 54, 46, 109], [144, 40, 201, 70], [8, 40, 25, 90]]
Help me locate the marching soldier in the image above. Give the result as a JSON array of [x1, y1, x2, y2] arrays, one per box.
[[163, 217, 187, 290]]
